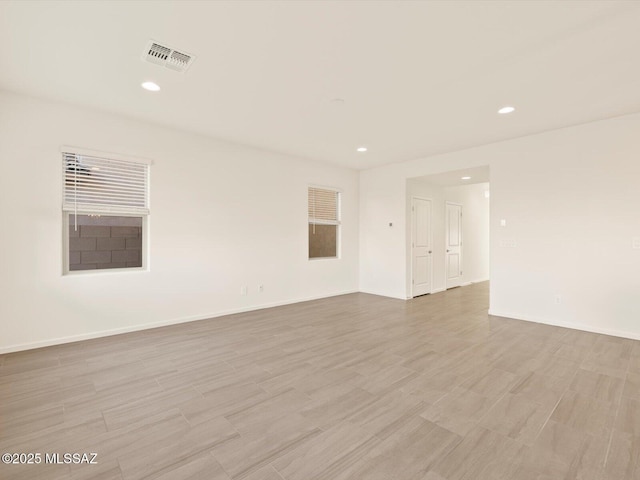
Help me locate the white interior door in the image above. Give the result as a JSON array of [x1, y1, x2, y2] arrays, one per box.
[[446, 202, 462, 289], [411, 197, 432, 297]]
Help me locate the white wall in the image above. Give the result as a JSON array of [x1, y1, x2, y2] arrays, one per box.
[[406, 180, 489, 297], [361, 113, 640, 340], [359, 165, 407, 299], [0, 91, 359, 353]]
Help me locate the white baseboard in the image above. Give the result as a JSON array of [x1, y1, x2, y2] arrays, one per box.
[[459, 278, 489, 287], [488, 309, 640, 342], [0, 290, 359, 354], [359, 289, 407, 300], [431, 288, 446, 294]]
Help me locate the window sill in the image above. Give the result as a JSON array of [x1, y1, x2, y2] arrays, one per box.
[[63, 267, 149, 277]]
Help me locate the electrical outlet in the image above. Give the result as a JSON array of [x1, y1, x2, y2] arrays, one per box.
[[241, 286, 248, 296], [554, 295, 562, 305], [259, 284, 264, 293]]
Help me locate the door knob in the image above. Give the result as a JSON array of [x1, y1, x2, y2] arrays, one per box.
[[428, 250, 432, 254], [446, 249, 450, 252]]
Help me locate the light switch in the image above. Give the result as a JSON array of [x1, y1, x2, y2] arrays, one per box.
[[500, 219, 507, 227], [633, 237, 640, 249]]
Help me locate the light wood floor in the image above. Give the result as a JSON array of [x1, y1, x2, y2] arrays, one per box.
[[1, 282, 639, 480]]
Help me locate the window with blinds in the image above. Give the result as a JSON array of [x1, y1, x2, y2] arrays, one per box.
[[63, 152, 149, 216], [308, 187, 340, 259], [62, 150, 150, 273]]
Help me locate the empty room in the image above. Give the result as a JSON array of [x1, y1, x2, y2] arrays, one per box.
[[1, 1, 640, 479]]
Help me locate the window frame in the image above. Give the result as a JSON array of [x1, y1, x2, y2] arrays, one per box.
[[61, 146, 151, 276], [308, 185, 341, 260]]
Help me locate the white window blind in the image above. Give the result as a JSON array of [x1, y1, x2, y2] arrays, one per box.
[[62, 152, 150, 216], [308, 187, 339, 225]]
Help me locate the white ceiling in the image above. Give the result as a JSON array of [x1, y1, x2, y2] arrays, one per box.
[[1, 1, 639, 170], [412, 166, 491, 188]]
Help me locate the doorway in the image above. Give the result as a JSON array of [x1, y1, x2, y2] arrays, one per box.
[[406, 166, 490, 298]]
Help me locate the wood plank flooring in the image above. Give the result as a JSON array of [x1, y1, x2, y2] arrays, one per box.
[[1, 282, 640, 479]]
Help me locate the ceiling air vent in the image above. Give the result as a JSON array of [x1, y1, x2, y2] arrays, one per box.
[[143, 41, 195, 73]]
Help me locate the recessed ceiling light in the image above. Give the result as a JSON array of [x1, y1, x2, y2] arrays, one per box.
[[498, 106, 515, 114], [461, 176, 471, 180], [141, 81, 161, 92], [357, 147, 367, 152]]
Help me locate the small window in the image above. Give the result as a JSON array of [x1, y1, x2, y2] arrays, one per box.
[[62, 150, 150, 273], [308, 186, 340, 259], [67, 214, 143, 271]]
